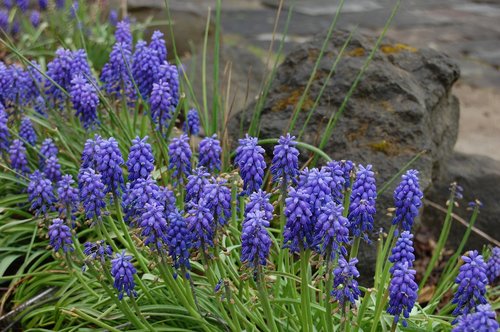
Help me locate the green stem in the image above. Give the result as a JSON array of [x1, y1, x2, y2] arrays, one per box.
[[370, 288, 389, 332], [300, 249, 313, 331], [324, 262, 334, 332], [257, 265, 278, 332], [390, 320, 398, 332], [349, 237, 361, 260], [353, 289, 371, 332]]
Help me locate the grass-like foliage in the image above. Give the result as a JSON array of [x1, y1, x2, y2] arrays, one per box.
[[0, 1, 499, 331]]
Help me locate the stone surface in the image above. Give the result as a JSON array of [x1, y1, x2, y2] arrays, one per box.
[[422, 152, 500, 250], [233, 30, 461, 280]]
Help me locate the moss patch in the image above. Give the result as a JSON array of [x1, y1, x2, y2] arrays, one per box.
[[347, 47, 366, 57], [380, 43, 418, 54], [368, 140, 400, 155], [271, 89, 314, 112]]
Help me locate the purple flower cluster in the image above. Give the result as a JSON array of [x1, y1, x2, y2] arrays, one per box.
[[389, 231, 415, 273], [30, 10, 41, 28], [299, 167, 333, 222], [150, 79, 175, 131], [132, 40, 160, 99], [198, 135, 222, 172], [452, 251, 488, 318], [40, 138, 58, 168], [150, 30, 167, 62], [331, 257, 361, 307], [19, 117, 37, 146], [452, 304, 499, 332], [392, 170, 423, 231], [100, 42, 135, 99], [387, 263, 418, 327], [43, 156, 62, 182], [168, 134, 191, 183], [96, 137, 124, 196], [138, 202, 168, 251], [0, 105, 10, 154], [126, 136, 154, 183], [78, 168, 106, 220], [313, 201, 350, 261], [245, 190, 274, 222], [235, 135, 266, 195], [203, 179, 232, 226], [57, 174, 79, 219], [27, 170, 55, 216], [271, 133, 299, 185], [187, 199, 214, 252], [123, 177, 160, 223], [83, 241, 113, 264], [115, 21, 132, 49], [157, 61, 179, 107], [111, 251, 137, 300], [348, 165, 377, 241], [325, 160, 348, 203], [166, 209, 192, 274], [48, 218, 73, 252], [70, 75, 99, 129], [9, 139, 30, 175], [183, 109, 200, 136], [486, 247, 500, 284], [185, 167, 210, 204], [241, 210, 272, 270], [283, 187, 313, 253]]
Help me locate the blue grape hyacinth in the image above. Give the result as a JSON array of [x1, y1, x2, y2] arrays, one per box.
[[241, 210, 272, 270], [30, 10, 41, 28], [126, 136, 155, 183], [43, 156, 62, 183], [150, 79, 174, 131], [122, 177, 161, 224], [28, 170, 55, 216], [387, 262, 418, 327], [70, 74, 99, 129], [111, 251, 137, 300], [486, 246, 499, 284], [313, 201, 350, 261], [48, 218, 73, 253], [166, 209, 192, 275], [0, 105, 10, 154], [40, 138, 58, 168], [452, 304, 499, 332], [96, 137, 124, 196], [325, 160, 347, 203], [392, 170, 423, 231], [331, 257, 361, 308], [100, 42, 135, 99], [299, 167, 333, 222], [168, 134, 192, 183], [187, 199, 214, 252], [185, 167, 210, 204], [245, 190, 274, 222], [9, 139, 30, 175], [150, 30, 167, 62], [158, 186, 177, 219], [183, 109, 200, 136], [271, 133, 299, 185], [83, 241, 113, 264], [78, 168, 106, 221], [115, 20, 132, 49], [39, 0, 48, 10], [138, 202, 169, 252], [19, 117, 37, 146], [57, 174, 79, 219], [203, 179, 232, 226], [198, 135, 222, 172], [348, 164, 377, 241], [452, 250, 488, 319], [235, 134, 266, 195], [283, 187, 313, 253], [132, 40, 160, 99], [81, 134, 102, 169], [157, 61, 179, 107], [389, 231, 416, 273]]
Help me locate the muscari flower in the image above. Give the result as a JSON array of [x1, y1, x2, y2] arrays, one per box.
[[185, 167, 210, 204], [122, 177, 160, 224], [271, 133, 299, 185], [389, 231, 415, 273], [138, 202, 169, 251], [9, 139, 30, 175], [150, 79, 174, 131], [100, 42, 135, 99], [187, 199, 214, 252], [30, 10, 41, 28], [0, 105, 10, 154], [150, 30, 167, 62], [19, 117, 37, 146], [28, 170, 55, 216], [34, 96, 47, 117], [313, 201, 350, 261], [78, 168, 106, 220], [392, 170, 423, 232], [331, 257, 361, 308], [283, 187, 313, 253], [486, 247, 500, 284], [43, 156, 62, 182], [132, 40, 160, 99], [26, 61, 44, 101], [168, 134, 191, 183], [70, 74, 99, 129], [39, 0, 47, 10], [40, 138, 58, 168], [109, 9, 118, 26], [57, 174, 79, 220], [198, 135, 222, 172], [16, 0, 28, 12], [157, 61, 179, 107], [83, 240, 113, 264], [325, 160, 347, 203], [48, 218, 73, 252], [245, 189, 274, 222], [55, 0, 65, 9], [126, 136, 154, 183], [235, 134, 266, 195], [115, 20, 132, 49], [81, 134, 102, 169], [183, 109, 200, 136], [158, 186, 177, 219], [203, 179, 232, 226], [96, 137, 124, 196], [299, 167, 333, 222], [452, 251, 488, 319], [348, 164, 377, 241], [387, 263, 418, 327], [10, 19, 19, 36], [111, 251, 137, 300], [4, 0, 13, 9], [452, 304, 499, 332], [166, 209, 192, 275], [0, 10, 8, 32], [241, 210, 272, 270]]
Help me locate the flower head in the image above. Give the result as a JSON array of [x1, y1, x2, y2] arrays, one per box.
[[325, 160, 348, 203], [387, 263, 418, 327], [185, 167, 210, 204], [132, 41, 160, 99], [166, 209, 192, 274], [392, 170, 423, 231], [100, 42, 135, 99], [138, 202, 169, 251], [241, 210, 272, 270], [19, 117, 37, 146], [83, 240, 113, 264], [150, 79, 174, 131], [55, 0, 65, 9], [43, 156, 62, 182], [183, 109, 200, 136], [389, 231, 415, 273], [30, 10, 41, 27], [122, 177, 160, 224], [109, 10, 118, 26], [111, 251, 137, 300], [157, 61, 179, 107], [245, 189, 274, 222], [203, 179, 232, 226], [96, 137, 124, 196], [39, 0, 48, 10], [198, 135, 222, 172], [48, 218, 73, 252], [57, 174, 79, 220], [0, 11, 7, 32], [283, 187, 313, 253], [187, 199, 214, 252], [158, 186, 177, 218], [81, 134, 102, 169], [235, 134, 266, 195], [331, 257, 361, 308], [9, 139, 30, 175], [40, 138, 58, 168], [115, 20, 132, 49], [168, 134, 192, 183], [452, 304, 499, 332], [299, 167, 333, 222], [452, 251, 488, 318], [70, 74, 99, 129], [16, 0, 29, 12], [486, 247, 500, 284], [271, 133, 299, 185], [28, 170, 55, 216], [126, 136, 155, 183], [348, 165, 377, 241], [0, 105, 10, 154], [150, 30, 167, 62], [313, 201, 350, 261], [78, 168, 106, 220]]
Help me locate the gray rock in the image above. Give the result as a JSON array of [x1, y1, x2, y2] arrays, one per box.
[[233, 30, 460, 282], [422, 152, 500, 250]]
